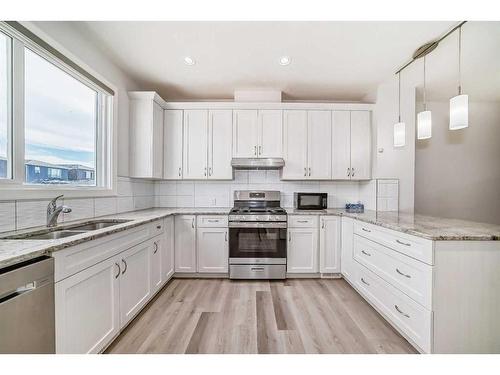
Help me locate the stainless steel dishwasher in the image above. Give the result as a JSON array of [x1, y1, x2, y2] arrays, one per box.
[[0, 256, 55, 353]]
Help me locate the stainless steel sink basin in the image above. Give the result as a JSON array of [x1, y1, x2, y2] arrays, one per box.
[[1, 219, 131, 240], [67, 220, 129, 231], [23, 230, 87, 240]]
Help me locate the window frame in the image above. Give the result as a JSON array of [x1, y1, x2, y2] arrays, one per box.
[[0, 22, 116, 199]]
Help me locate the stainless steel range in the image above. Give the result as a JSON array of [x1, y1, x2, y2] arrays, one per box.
[[229, 190, 287, 279]]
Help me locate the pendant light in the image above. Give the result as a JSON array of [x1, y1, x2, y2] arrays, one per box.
[[417, 55, 432, 139], [393, 72, 406, 147], [449, 25, 468, 130]]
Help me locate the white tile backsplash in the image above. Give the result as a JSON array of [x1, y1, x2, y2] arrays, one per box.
[[94, 197, 118, 217], [0, 202, 16, 233], [16, 200, 50, 230], [63, 198, 95, 223]]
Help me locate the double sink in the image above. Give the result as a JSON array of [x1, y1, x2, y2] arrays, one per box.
[[1, 219, 132, 240]]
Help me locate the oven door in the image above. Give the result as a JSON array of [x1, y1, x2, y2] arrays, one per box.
[[229, 222, 287, 263]]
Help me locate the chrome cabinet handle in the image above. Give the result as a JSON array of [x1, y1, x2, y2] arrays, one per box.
[[321, 219, 325, 229], [254, 146, 257, 156], [395, 305, 410, 318], [396, 239, 411, 247], [361, 227, 371, 233], [114, 262, 120, 279], [153, 242, 158, 254], [259, 145, 262, 155], [347, 167, 351, 177], [304, 167, 307, 177], [207, 219, 219, 223], [191, 218, 195, 228], [178, 167, 181, 177], [204, 167, 207, 176], [308, 167, 311, 176], [209, 167, 213, 176], [351, 168, 355, 177], [251, 267, 265, 272], [225, 231, 228, 242], [289, 234, 291, 242], [297, 220, 309, 223], [361, 277, 370, 286], [396, 268, 411, 278], [156, 225, 162, 229], [361, 250, 372, 257], [121, 259, 127, 275]]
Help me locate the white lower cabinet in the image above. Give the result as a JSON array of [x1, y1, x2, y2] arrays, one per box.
[[119, 241, 152, 328], [197, 227, 228, 273], [150, 237, 163, 294], [55, 255, 120, 354], [319, 216, 341, 273], [162, 216, 175, 281], [174, 215, 197, 273], [287, 216, 319, 274], [340, 217, 355, 282]]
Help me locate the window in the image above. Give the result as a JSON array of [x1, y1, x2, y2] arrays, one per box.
[[0, 21, 114, 197], [25, 48, 97, 186], [0, 31, 12, 179]]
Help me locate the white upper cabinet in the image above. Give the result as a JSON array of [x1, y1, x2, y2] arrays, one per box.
[[233, 109, 283, 158], [283, 110, 332, 180], [332, 111, 351, 180], [233, 110, 259, 157], [332, 110, 372, 180], [208, 110, 233, 179], [282, 110, 308, 179], [129, 92, 164, 179], [319, 216, 341, 273], [183, 110, 208, 179], [163, 110, 184, 179], [307, 111, 332, 179], [258, 110, 283, 157], [350, 111, 372, 180]]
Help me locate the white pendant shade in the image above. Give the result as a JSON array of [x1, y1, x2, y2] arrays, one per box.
[[393, 122, 406, 147], [417, 110, 432, 139], [449, 94, 468, 130]]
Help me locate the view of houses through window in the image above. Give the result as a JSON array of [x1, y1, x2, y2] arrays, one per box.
[[24, 48, 97, 185]]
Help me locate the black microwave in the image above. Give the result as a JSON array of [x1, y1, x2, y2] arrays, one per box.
[[294, 192, 328, 210]]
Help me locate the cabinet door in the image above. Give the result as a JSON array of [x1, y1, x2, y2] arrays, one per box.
[[350, 111, 372, 180], [174, 215, 197, 273], [197, 227, 228, 273], [161, 216, 175, 282], [332, 111, 351, 180], [319, 216, 341, 273], [282, 110, 308, 180], [183, 110, 208, 179], [208, 110, 233, 180], [232, 110, 258, 158], [163, 110, 183, 179], [150, 237, 163, 294], [55, 256, 120, 353], [340, 217, 355, 282], [152, 101, 164, 179], [287, 228, 319, 273], [258, 110, 283, 157], [307, 111, 332, 179], [119, 242, 152, 328]]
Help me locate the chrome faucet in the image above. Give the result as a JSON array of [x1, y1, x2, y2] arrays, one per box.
[[46, 195, 72, 227]]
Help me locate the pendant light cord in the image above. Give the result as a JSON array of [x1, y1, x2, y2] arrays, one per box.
[[423, 56, 427, 111], [398, 72, 401, 122], [458, 26, 462, 95]]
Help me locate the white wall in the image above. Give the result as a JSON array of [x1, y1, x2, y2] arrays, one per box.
[[373, 76, 416, 213], [27, 21, 141, 177]]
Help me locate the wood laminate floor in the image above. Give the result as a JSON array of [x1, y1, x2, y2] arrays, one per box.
[[105, 278, 417, 354]]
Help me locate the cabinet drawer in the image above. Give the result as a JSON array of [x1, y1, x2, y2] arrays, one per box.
[[288, 215, 318, 228], [53, 223, 154, 282], [151, 219, 166, 235], [353, 221, 433, 265], [354, 262, 432, 353], [197, 215, 228, 228], [354, 234, 432, 309]]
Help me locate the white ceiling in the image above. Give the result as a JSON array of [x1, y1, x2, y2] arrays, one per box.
[[72, 21, 473, 101]]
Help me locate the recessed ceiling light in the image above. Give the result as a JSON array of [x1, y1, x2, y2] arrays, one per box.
[[184, 56, 195, 66], [279, 56, 291, 66]]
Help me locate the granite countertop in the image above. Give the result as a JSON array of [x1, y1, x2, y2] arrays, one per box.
[[0, 208, 230, 269], [2, 206, 500, 270], [287, 208, 500, 241]]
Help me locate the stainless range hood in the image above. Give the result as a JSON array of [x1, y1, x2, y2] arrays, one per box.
[[231, 158, 285, 170]]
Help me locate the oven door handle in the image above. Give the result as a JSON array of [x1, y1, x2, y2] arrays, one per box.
[[228, 222, 287, 229]]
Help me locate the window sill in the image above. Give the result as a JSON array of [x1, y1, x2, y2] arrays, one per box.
[[0, 184, 117, 200]]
